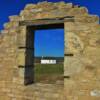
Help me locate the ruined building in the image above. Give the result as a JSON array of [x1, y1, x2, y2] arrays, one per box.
[[0, 1, 100, 100]]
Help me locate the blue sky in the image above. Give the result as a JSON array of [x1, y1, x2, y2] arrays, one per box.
[[35, 29, 64, 57], [0, 0, 100, 57]]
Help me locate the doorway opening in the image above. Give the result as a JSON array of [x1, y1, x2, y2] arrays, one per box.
[[25, 23, 64, 85]]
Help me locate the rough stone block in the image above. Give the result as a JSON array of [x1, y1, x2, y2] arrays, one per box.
[[9, 15, 20, 21]]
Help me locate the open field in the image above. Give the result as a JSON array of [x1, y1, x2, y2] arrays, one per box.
[[34, 64, 64, 84]]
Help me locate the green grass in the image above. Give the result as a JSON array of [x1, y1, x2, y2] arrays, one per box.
[[34, 64, 63, 74], [34, 64, 63, 83]]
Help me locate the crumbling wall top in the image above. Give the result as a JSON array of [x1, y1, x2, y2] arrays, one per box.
[[8, 1, 99, 23]]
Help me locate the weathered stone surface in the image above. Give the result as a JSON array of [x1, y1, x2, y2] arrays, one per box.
[[0, 1, 100, 100], [9, 15, 21, 21], [75, 15, 99, 23], [4, 22, 19, 29]]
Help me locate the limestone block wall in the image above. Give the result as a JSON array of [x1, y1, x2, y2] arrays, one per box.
[[0, 22, 19, 99], [64, 22, 100, 99], [0, 1, 100, 100]]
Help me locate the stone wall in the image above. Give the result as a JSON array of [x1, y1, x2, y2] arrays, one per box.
[[64, 22, 100, 100], [0, 1, 100, 100]]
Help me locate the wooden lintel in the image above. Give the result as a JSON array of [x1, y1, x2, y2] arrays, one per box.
[[19, 17, 74, 26]]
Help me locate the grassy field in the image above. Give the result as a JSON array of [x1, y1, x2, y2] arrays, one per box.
[[34, 64, 63, 83]]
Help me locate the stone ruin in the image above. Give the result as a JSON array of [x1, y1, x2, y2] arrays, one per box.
[[0, 1, 100, 100]]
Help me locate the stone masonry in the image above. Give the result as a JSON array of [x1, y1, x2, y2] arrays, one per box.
[[0, 1, 100, 100]]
